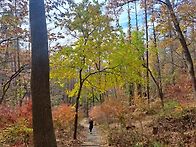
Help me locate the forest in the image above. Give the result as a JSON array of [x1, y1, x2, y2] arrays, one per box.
[[0, 0, 196, 146]]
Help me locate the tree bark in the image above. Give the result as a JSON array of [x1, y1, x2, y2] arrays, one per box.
[[129, 83, 134, 106], [165, 0, 196, 98], [168, 28, 175, 85], [73, 69, 83, 139], [91, 87, 95, 106], [152, 3, 164, 105], [127, 3, 131, 38], [144, 0, 150, 103], [29, 0, 57, 146], [143, 64, 164, 108], [134, 1, 139, 31]]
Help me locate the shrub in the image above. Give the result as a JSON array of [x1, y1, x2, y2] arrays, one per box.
[[108, 128, 142, 147], [159, 100, 182, 117], [149, 140, 164, 147], [90, 98, 127, 126], [164, 100, 179, 110], [0, 103, 33, 146], [133, 95, 148, 111], [0, 120, 33, 146], [17, 102, 32, 126], [53, 104, 75, 131], [0, 105, 17, 128]]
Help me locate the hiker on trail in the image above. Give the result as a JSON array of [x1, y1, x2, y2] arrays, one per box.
[[89, 118, 94, 133]]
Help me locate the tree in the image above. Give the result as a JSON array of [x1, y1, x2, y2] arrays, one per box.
[[29, 0, 57, 146], [50, 0, 119, 139], [144, 0, 150, 104], [0, 0, 29, 105], [107, 0, 196, 100], [164, 0, 196, 98]]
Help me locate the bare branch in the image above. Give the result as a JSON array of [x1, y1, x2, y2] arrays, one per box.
[[0, 37, 22, 44], [116, 0, 137, 7], [82, 65, 119, 83], [156, 0, 168, 6], [142, 64, 160, 90], [166, 61, 184, 68], [86, 79, 102, 91], [0, 38, 13, 44], [0, 64, 29, 104]]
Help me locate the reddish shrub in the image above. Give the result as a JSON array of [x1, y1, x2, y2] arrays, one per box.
[[90, 98, 127, 125], [165, 73, 192, 100], [0, 105, 17, 128], [0, 103, 33, 146], [53, 104, 75, 130], [17, 102, 32, 126]]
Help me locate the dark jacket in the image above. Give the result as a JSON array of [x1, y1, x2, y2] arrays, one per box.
[[89, 120, 93, 129]]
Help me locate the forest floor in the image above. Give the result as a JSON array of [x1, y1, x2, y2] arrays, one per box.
[[54, 98, 196, 147], [0, 99, 195, 147], [107, 99, 196, 146]]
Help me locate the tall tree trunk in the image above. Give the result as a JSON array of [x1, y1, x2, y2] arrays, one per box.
[[191, 22, 196, 61], [91, 87, 95, 106], [165, 0, 175, 84], [165, 0, 196, 98], [29, 0, 57, 146], [13, 43, 18, 104], [134, 1, 139, 31], [143, 65, 164, 107], [134, 1, 143, 97], [127, 3, 131, 39], [73, 69, 83, 139], [16, 37, 22, 105], [144, 0, 150, 103], [169, 31, 176, 85], [152, 7, 164, 104], [129, 83, 134, 106]]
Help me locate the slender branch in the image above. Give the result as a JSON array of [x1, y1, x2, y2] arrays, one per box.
[[0, 37, 21, 44], [174, 50, 186, 60], [116, 0, 138, 7], [86, 79, 102, 91], [142, 64, 160, 90], [113, 0, 168, 7], [0, 64, 29, 104], [0, 38, 13, 44], [85, 70, 121, 90], [156, 0, 168, 6], [82, 65, 119, 83], [113, 0, 167, 7], [166, 61, 184, 68]]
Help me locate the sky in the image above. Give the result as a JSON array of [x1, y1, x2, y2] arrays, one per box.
[[118, 2, 144, 33]]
